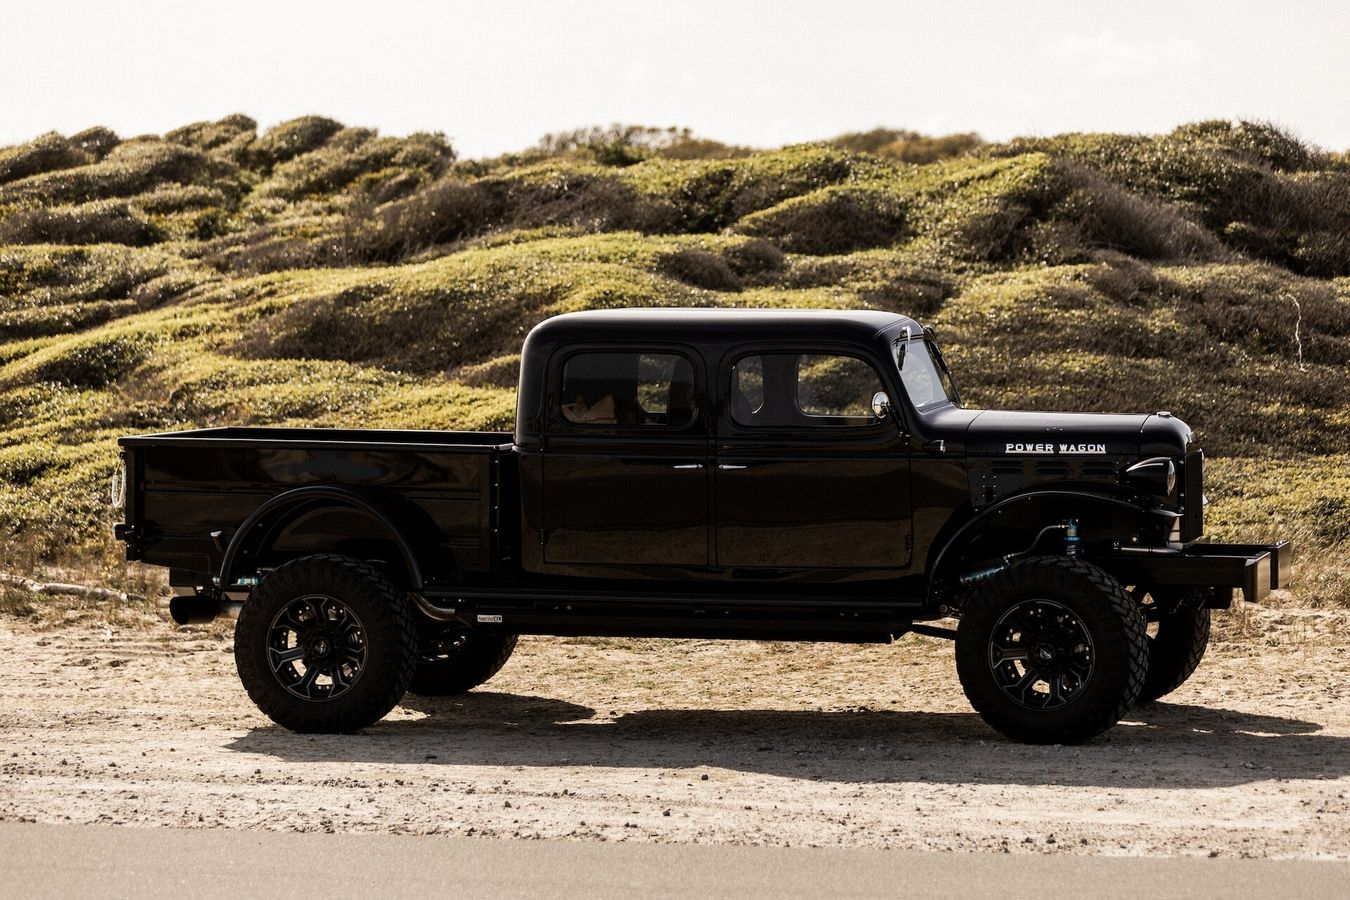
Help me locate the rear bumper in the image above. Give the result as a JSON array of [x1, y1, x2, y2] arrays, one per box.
[[1104, 540, 1292, 605]]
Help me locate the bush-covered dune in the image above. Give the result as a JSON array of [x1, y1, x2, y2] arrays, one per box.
[[0, 116, 1346, 603]]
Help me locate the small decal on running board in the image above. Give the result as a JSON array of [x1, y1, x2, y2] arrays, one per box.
[[477, 614, 503, 624]]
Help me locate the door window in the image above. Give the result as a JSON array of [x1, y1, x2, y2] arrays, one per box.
[[729, 353, 884, 428], [559, 352, 698, 427]]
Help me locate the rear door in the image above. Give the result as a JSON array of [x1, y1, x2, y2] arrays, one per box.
[[714, 349, 912, 570], [542, 347, 710, 567]]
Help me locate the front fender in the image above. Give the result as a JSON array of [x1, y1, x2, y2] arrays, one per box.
[[925, 489, 1174, 602]]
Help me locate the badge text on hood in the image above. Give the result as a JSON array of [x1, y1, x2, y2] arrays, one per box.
[[1006, 442, 1107, 455]]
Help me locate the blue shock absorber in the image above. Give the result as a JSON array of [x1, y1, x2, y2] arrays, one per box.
[[1064, 518, 1082, 557]]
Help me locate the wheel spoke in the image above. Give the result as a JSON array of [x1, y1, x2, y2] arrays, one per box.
[[1010, 669, 1040, 704], [296, 665, 322, 698], [269, 646, 304, 668], [991, 643, 1029, 664]]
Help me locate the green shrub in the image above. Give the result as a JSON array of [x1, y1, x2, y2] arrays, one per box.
[[0, 140, 243, 205], [68, 127, 120, 160], [165, 114, 256, 151], [737, 184, 910, 254], [656, 247, 742, 291], [256, 131, 454, 200], [248, 116, 344, 169], [830, 128, 984, 164], [532, 124, 748, 165], [0, 133, 88, 184], [6, 330, 161, 389], [0, 200, 158, 246]]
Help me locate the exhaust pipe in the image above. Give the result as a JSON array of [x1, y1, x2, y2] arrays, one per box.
[[168, 592, 243, 625]]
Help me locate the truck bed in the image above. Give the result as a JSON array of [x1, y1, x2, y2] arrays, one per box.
[[118, 427, 514, 586], [119, 426, 513, 450]]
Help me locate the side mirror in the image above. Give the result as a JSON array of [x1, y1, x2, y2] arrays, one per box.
[[871, 391, 892, 419]]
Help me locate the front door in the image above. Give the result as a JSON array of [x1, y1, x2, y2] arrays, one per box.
[[715, 351, 912, 570], [543, 349, 709, 567]]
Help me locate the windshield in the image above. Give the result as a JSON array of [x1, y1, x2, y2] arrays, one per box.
[[895, 336, 958, 411]]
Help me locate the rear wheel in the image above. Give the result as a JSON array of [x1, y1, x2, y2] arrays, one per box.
[[1134, 587, 1211, 704], [956, 556, 1147, 744], [408, 627, 518, 696], [234, 555, 417, 733]]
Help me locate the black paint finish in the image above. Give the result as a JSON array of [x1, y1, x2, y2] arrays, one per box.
[[116, 309, 1288, 640]]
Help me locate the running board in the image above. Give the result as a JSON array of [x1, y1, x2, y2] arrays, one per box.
[[422, 583, 921, 611]]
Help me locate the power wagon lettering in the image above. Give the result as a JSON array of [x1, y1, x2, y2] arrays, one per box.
[[1006, 442, 1107, 454]]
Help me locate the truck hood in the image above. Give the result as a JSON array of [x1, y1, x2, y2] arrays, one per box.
[[946, 409, 1192, 459]]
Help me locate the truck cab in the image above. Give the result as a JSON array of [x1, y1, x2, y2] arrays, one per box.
[[514, 309, 923, 582]]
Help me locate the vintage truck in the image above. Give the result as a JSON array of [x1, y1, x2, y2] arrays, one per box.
[[113, 309, 1291, 743]]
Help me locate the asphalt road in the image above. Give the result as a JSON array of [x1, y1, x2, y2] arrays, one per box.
[[4, 823, 1348, 899]]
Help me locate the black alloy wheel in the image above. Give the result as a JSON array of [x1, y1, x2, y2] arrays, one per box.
[[266, 594, 368, 702], [987, 598, 1096, 711]]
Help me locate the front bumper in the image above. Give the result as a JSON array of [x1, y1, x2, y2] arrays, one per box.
[[1114, 540, 1292, 605]]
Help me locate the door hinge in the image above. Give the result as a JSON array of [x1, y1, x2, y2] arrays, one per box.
[[538, 527, 547, 545], [905, 534, 913, 552]]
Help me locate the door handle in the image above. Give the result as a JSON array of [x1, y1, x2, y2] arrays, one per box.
[[671, 463, 704, 470], [717, 464, 748, 470]]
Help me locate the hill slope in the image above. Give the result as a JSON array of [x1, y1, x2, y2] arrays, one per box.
[[0, 116, 1347, 602]]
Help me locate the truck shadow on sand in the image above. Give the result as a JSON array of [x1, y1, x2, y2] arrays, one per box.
[[227, 692, 1349, 790]]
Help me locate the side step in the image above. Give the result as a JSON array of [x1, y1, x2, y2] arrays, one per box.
[[416, 584, 924, 644]]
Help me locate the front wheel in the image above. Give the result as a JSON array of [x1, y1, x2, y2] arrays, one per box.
[[955, 556, 1147, 744], [234, 555, 418, 733]]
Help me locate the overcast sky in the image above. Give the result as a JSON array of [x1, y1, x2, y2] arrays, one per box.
[[3, 0, 1348, 157]]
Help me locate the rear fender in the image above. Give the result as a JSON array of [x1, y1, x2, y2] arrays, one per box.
[[219, 486, 431, 591]]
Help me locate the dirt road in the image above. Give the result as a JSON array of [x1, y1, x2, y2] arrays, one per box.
[[1, 606, 1347, 858]]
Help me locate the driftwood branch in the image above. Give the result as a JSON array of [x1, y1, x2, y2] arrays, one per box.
[[0, 573, 146, 603]]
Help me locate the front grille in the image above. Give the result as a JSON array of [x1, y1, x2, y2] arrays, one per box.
[[1181, 450, 1204, 542]]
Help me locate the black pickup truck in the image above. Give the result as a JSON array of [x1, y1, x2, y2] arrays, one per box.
[[114, 309, 1290, 743]]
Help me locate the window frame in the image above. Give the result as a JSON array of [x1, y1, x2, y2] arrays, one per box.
[[722, 346, 895, 433], [549, 344, 706, 434]]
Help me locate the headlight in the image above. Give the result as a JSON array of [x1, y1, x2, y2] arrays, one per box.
[[1123, 457, 1177, 498]]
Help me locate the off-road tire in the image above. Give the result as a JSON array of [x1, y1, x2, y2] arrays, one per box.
[[408, 631, 518, 696], [956, 556, 1147, 744], [1136, 589, 1211, 704], [234, 554, 417, 733]]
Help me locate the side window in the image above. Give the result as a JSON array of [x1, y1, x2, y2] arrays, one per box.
[[730, 353, 883, 428], [559, 352, 698, 427]]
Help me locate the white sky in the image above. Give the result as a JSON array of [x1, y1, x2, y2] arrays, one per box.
[[3, 0, 1348, 157]]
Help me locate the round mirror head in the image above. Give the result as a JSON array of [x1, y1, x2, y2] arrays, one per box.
[[871, 391, 891, 419]]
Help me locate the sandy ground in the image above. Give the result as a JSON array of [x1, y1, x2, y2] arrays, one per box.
[[1, 603, 1347, 858]]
